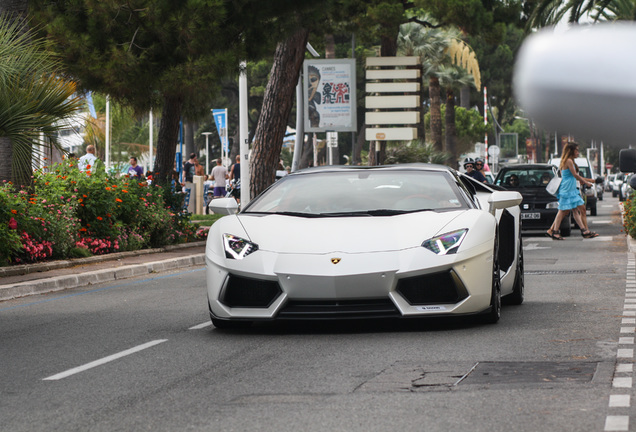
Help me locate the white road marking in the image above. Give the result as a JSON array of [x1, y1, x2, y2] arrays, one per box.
[[609, 395, 631, 408], [523, 243, 551, 251], [616, 364, 633, 373], [617, 349, 634, 358], [43, 339, 168, 381], [587, 236, 613, 241], [189, 321, 213, 330], [605, 416, 629, 431], [620, 327, 635, 333], [592, 220, 613, 224], [619, 337, 635, 344], [613, 377, 632, 388]]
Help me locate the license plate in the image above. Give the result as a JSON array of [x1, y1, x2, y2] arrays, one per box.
[[521, 212, 540, 220]]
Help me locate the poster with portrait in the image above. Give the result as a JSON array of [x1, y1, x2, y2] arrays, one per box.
[[303, 59, 357, 133]]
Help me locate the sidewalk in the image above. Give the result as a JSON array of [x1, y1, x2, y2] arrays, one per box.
[[0, 241, 206, 302]]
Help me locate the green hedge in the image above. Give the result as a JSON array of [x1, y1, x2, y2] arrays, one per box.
[[0, 158, 203, 265]]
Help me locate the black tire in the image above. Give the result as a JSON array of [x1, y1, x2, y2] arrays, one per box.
[[211, 318, 253, 329], [504, 242, 524, 305], [482, 239, 501, 324], [591, 205, 597, 216], [560, 216, 571, 237], [613, 190, 618, 197]]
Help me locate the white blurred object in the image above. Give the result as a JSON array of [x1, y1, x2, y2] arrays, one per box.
[[514, 23, 636, 146]]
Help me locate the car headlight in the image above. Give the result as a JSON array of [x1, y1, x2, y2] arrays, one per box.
[[546, 201, 559, 209], [223, 234, 259, 259], [422, 229, 468, 255]]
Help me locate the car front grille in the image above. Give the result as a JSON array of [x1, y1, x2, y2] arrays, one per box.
[[396, 270, 469, 305], [277, 299, 400, 320], [220, 274, 283, 308]]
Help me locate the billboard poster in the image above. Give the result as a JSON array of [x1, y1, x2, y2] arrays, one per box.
[[303, 59, 357, 133]]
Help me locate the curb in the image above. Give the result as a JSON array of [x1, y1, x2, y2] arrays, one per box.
[[0, 253, 206, 302], [0, 241, 207, 278]]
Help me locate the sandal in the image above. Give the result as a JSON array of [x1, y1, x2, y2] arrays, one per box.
[[581, 230, 599, 238], [546, 230, 564, 240]]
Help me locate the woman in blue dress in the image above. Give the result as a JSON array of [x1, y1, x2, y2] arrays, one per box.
[[547, 142, 598, 240]]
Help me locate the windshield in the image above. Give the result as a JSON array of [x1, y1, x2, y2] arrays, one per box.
[[243, 170, 468, 216], [495, 167, 555, 188]]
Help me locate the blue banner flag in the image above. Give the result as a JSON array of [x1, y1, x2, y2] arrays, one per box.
[[212, 109, 229, 153]]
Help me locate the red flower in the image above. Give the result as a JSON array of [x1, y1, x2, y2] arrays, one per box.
[[8, 217, 17, 230]]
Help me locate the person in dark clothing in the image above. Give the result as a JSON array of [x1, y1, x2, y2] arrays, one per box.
[[229, 155, 241, 202], [183, 153, 196, 184]]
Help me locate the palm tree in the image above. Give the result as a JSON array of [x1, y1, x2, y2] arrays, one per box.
[[439, 40, 481, 166], [528, 0, 636, 28], [397, 21, 481, 157], [397, 21, 450, 151], [0, 15, 83, 186]]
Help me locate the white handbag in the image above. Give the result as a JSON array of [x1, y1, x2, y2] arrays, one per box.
[[546, 175, 562, 196]]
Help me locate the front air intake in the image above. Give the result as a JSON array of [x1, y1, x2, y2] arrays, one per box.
[[396, 270, 468, 305], [219, 274, 282, 308]]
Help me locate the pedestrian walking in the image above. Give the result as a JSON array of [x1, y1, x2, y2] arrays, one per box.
[[546, 141, 598, 240], [211, 158, 228, 198]]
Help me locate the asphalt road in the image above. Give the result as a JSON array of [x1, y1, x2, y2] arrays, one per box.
[[0, 193, 632, 432]]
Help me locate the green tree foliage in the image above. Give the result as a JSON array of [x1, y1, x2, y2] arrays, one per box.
[[0, 14, 83, 186], [527, 0, 636, 28], [29, 0, 319, 185]]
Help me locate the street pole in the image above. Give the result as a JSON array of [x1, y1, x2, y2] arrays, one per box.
[[484, 87, 488, 165], [149, 109, 153, 171], [105, 95, 110, 171], [239, 61, 250, 205], [202, 132, 212, 175]]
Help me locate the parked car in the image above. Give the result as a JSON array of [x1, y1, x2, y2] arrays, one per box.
[[613, 172, 625, 198], [621, 173, 634, 201], [494, 164, 571, 236], [605, 173, 615, 192], [549, 157, 602, 216], [207, 164, 523, 328]]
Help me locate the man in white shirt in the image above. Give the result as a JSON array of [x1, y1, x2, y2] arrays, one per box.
[[78, 145, 98, 172], [211, 158, 228, 198]]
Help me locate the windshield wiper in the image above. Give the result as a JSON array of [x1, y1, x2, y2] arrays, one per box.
[[270, 211, 322, 218], [319, 209, 434, 217]]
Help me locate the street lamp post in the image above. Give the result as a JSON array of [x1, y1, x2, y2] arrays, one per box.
[[202, 132, 212, 175]]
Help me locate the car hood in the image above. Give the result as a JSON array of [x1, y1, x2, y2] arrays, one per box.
[[504, 186, 556, 201], [225, 210, 476, 254]]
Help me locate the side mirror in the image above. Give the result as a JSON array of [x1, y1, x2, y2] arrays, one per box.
[[630, 175, 636, 190], [620, 149, 636, 173], [208, 197, 239, 215], [488, 191, 523, 214]]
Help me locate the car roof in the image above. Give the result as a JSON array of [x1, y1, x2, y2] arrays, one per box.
[[291, 163, 455, 175], [498, 163, 555, 170]]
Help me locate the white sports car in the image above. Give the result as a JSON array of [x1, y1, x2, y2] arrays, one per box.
[[206, 164, 523, 328]]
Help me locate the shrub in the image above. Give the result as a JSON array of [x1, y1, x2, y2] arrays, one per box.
[[623, 193, 636, 238], [0, 157, 200, 264]]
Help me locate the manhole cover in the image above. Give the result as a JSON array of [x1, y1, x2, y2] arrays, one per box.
[[459, 361, 597, 385]]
